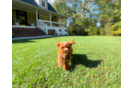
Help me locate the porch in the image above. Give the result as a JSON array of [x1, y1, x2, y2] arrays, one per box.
[[12, 0, 69, 37], [12, 19, 69, 36]]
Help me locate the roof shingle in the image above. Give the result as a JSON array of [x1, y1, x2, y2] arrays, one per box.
[[48, 2, 57, 13], [20, 0, 39, 7]]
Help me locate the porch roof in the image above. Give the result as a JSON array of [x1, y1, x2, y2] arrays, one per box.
[[20, 0, 39, 7], [12, 0, 67, 18], [20, 0, 57, 13]]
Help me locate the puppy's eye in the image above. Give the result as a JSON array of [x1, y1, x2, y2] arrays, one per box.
[[62, 47, 64, 49], [67, 47, 69, 49]]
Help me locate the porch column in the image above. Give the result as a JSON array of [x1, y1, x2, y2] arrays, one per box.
[[46, 24, 48, 34], [36, 9, 38, 27], [50, 13, 52, 26], [59, 16, 60, 27]]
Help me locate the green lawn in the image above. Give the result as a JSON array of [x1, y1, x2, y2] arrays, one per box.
[[12, 36, 121, 88]]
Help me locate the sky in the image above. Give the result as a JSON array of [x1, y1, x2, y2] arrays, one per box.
[[48, 0, 55, 4]]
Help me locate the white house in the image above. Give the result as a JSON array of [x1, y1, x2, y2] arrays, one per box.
[[12, 0, 69, 37]]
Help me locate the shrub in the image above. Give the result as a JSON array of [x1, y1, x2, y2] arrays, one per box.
[[98, 28, 103, 35], [68, 26, 88, 35], [98, 23, 111, 35], [85, 27, 100, 35], [111, 22, 121, 36], [112, 28, 121, 36], [92, 28, 100, 35], [68, 26, 77, 35]]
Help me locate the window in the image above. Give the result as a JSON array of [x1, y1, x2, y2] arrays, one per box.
[[42, 1, 45, 6]]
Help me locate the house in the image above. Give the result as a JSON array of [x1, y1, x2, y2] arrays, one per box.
[[12, 0, 68, 38]]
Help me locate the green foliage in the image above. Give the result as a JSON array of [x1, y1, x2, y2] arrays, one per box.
[[114, 10, 121, 23], [16, 19, 22, 23], [52, 0, 72, 18], [92, 28, 100, 35], [68, 25, 77, 35], [111, 22, 121, 31], [85, 26, 100, 35], [95, 0, 121, 35], [99, 28, 104, 35], [113, 28, 121, 36], [97, 1, 116, 35], [68, 22, 88, 35], [111, 22, 121, 36], [52, 0, 121, 36], [111, 9, 121, 36]]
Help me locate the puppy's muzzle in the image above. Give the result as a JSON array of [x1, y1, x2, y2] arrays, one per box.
[[64, 48, 68, 55], [64, 50, 67, 53]]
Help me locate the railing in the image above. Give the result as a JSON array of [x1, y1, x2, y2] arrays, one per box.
[[47, 26, 69, 36], [37, 20, 47, 34], [38, 19, 66, 27], [37, 19, 68, 36]]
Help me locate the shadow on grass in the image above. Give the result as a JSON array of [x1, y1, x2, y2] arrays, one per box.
[[69, 54, 102, 72], [12, 35, 72, 43], [12, 39, 36, 43], [12, 35, 92, 43], [12, 36, 55, 43]]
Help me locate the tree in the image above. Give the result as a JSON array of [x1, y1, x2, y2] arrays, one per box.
[[52, 0, 121, 35], [92, 0, 121, 35], [67, 0, 97, 35]]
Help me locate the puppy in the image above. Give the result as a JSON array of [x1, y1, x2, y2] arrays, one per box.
[[55, 38, 75, 70]]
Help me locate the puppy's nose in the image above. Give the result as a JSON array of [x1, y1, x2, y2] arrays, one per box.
[[64, 50, 67, 53]]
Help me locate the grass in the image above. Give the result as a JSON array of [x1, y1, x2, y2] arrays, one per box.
[[12, 36, 121, 88]]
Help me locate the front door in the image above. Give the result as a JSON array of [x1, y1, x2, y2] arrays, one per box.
[[16, 10, 28, 25]]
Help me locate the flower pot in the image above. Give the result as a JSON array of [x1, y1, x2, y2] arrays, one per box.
[[31, 23, 34, 26], [15, 22, 20, 26]]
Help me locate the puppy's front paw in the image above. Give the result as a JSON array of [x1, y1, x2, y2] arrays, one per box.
[[58, 58, 63, 67], [58, 61, 63, 67]]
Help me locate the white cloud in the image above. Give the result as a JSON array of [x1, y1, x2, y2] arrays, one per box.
[[48, 0, 55, 4]]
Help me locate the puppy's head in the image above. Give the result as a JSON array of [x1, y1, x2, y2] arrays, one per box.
[[55, 38, 75, 59]]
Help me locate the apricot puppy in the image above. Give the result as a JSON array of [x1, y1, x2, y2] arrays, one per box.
[[55, 38, 75, 70]]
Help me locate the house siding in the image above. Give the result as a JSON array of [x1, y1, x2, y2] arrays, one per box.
[[34, 0, 48, 10], [39, 0, 48, 10], [53, 17, 58, 22], [27, 12, 36, 26]]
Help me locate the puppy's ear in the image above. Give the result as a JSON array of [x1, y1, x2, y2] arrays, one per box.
[[70, 38, 75, 45], [55, 42, 60, 47]]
